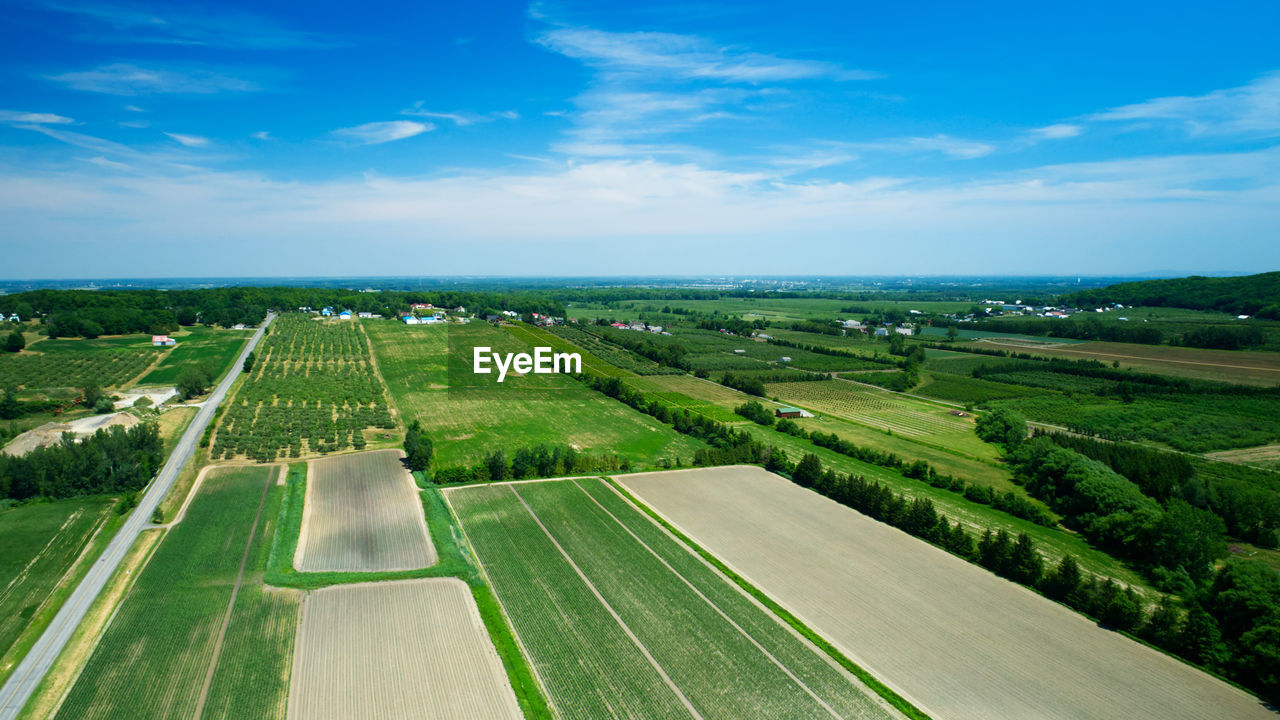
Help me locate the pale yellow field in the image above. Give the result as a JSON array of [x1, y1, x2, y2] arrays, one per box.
[[287, 578, 522, 720], [618, 466, 1274, 720]]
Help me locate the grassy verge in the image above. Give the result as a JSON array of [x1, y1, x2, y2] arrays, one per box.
[[262, 463, 553, 719], [605, 477, 931, 720]]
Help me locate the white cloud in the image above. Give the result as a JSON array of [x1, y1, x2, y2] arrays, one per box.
[[837, 134, 994, 160], [1029, 124, 1082, 140], [0, 110, 75, 125], [164, 132, 210, 147], [251, 131, 271, 141], [47, 63, 257, 95], [536, 27, 878, 83], [124, 104, 145, 112], [400, 103, 521, 126], [332, 120, 433, 145], [1091, 71, 1280, 136], [81, 155, 133, 170]]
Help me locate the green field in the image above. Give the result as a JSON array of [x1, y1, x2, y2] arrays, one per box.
[[0, 338, 159, 390], [137, 326, 250, 386], [213, 315, 396, 461], [55, 466, 295, 720], [449, 479, 900, 720], [0, 498, 117, 684], [365, 320, 707, 468]]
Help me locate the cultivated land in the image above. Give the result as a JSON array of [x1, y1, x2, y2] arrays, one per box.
[[365, 320, 706, 468], [1206, 443, 1280, 471], [0, 499, 116, 684], [619, 466, 1274, 720], [294, 450, 435, 573], [53, 465, 293, 720], [288, 578, 522, 720], [213, 315, 396, 461], [449, 478, 902, 720], [137, 326, 250, 386], [765, 380, 978, 444], [963, 338, 1280, 386]]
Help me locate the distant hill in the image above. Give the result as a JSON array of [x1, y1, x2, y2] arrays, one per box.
[[1064, 271, 1280, 320]]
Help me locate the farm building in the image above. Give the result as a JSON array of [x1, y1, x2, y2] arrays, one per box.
[[151, 335, 176, 347], [733, 349, 746, 354], [775, 406, 803, 419], [402, 315, 422, 325], [779, 356, 792, 362], [6, 314, 18, 322], [895, 327, 913, 336], [338, 310, 352, 319], [874, 328, 890, 337], [321, 307, 334, 317]]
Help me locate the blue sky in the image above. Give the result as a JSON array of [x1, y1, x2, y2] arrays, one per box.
[[1, 0, 1278, 278]]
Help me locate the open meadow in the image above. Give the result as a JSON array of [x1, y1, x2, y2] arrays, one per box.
[[618, 466, 1274, 720], [53, 465, 297, 720], [288, 578, 522, 720], [137, 326, 250, 386], [448, 478, 903, 720], [294, 450, 435, 573], [365, 320, 707, 468]]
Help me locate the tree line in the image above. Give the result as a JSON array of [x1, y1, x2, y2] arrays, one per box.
[[1063, 271, 1280, 320], [0, 423, 163, 500]]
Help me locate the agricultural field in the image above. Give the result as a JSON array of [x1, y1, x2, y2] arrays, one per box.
[[619, 467, 1274, 720], [766, 379, 986, 451], [288, 578, 522, 720], [365, 320, 706, 468], [0, 498, 116, 684], [54, 465, 294, 720], [623, 374, 757, 423], [913, 372, 1052, 405], [1205, 443, 1280, 471], [543, 324, 671, 375], [294, 450, 435, 573], [213, 315, 396, 461], [0, 340, 158, 390], [137, 326, 250, 385], [960, 338, 1280, 386], [448, 479, 902, 720]]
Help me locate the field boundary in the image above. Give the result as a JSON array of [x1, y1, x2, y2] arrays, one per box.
[[603, 476, 933, 720]]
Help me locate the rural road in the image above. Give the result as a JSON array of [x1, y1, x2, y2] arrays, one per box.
[[0, 313, 274, 720]]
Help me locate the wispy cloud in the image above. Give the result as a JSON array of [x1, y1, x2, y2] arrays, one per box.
[[839, 134, 995, 160], [47, 63, 258, 95], [0, 110, 75, 125], [251, 131, 272, 141], [41, 1, 342, 49], [332, 120, 433, 145], [1029, 123, 1083, 140], [1091, 71, 1280, 136], [164, 132, 209, 147], [536, 27, 878, 83], [400, 103, 520, 126]]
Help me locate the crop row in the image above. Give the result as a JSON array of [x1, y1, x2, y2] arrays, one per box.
[[213, 316, 394, 461], [768, 381, 969, 438], [0, 349, 156, 390]]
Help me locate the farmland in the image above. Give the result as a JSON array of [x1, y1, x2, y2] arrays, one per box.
[[288, 578, 522, 720], [619, 467, 1275, 720], [213, 315, 396, 461], [365, 320, 706, 468], [0, 342, 157, 390], [0, 498, 116, 685], [449, 479, 902, 720], [137, 326, 250, 386], [54, 466, 294, 720], [294, 450, 435, 573]]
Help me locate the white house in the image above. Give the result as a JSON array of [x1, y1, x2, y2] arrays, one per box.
[[895, 327, 914, 336], [152, 335, 176, 347]]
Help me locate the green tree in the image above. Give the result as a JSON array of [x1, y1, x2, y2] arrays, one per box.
[[975, 407, 1028, 447], [1042, 554, 1082, 602], [403, 420, 434, 473], [4, 331, 23, 353], [946, 326, 958, 342], [1007, 532, 1044, 586], [0, 386, 20, 420], [175, 366, 211, 399], [792, 453, 822, 488], [243, 351, 256, 374], [81, 384, 103, 408]]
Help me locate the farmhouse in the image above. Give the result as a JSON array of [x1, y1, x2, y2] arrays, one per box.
[[411, 303, 435, 311], [321, 306, 333, 317], [895, 326, 913, 336], [402, 315, 422, 325], [338, 310, 352, 320], [874, 328, 890, 337], [779, 356, 792, 362], [6, 314, 18, 322], [151, 335, 176, 347], [775, 406, 803, 419]]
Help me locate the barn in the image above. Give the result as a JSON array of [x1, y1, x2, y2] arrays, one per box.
[[775, 406, 803, 419]]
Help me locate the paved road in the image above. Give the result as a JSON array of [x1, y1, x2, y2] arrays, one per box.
[[0, 313, 274, 720]]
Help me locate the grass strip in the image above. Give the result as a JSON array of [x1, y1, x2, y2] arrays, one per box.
[[605, 476, 932, 720]]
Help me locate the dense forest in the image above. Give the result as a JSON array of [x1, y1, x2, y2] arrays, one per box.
[[0, 423, 163, 500], [1064, 271, 1280, 319]]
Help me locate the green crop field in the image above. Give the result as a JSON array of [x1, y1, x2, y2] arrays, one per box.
[[766, 379, 981, 445], [137, 326, 250, 386], [449, 479, 899, 720], [0, 497, 117, 684], [365, 320, 707, 468], [55, 466, 295, 720], [0, 340, 158, 390], [914, 372, 1052, 405], [213, 315, 396, 461]]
